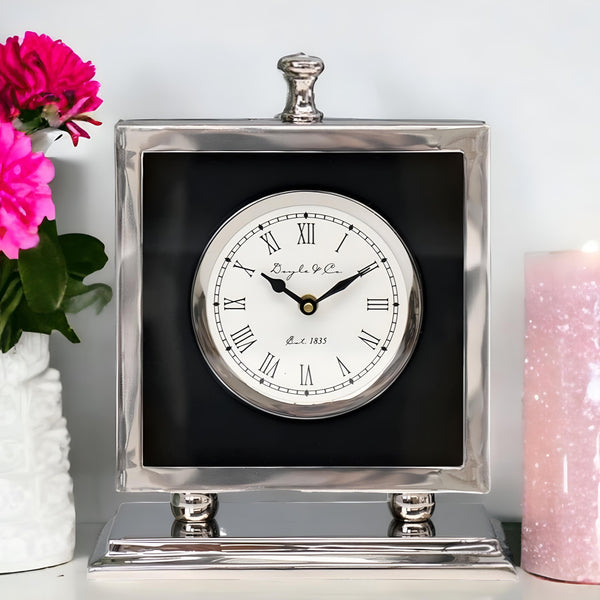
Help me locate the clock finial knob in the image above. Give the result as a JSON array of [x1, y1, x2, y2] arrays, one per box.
[[277, 53, 324, 124]]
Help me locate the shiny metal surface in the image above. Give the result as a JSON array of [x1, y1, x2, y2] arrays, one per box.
[[277, 53, 324, 123], [389, 493, 435, 522], [171, 519, 220, 538], [88, 500, 515, 578], [388, 519, 435, 538], [170, 493, 219, 522], [116, 118, 489, 493]]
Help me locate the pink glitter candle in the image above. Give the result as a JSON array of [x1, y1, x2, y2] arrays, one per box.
[[523, 250, 600, 583]]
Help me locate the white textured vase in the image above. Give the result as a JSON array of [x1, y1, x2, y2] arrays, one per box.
[[0, 333, 75, 573]]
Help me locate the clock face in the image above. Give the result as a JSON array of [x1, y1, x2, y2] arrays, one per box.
[[191, 191, 422, 419]]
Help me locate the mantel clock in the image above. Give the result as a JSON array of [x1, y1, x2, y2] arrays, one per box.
[[89, 54, 514, 578]]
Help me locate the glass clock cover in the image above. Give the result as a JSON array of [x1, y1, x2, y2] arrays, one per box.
[[191, 190, 422, 419]]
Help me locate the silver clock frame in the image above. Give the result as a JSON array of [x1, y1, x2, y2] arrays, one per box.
[[116, 119, 490, 494], [191, 190, 423, 420]]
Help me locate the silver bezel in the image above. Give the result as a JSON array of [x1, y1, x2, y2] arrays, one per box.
[[116, 119, 490, 493], [190, 190, 423, 420]]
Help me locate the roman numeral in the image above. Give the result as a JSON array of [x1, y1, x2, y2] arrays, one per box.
[[336, 356, 351, 377], [300, 364, 313, 386], [335, 233, 348, 253], [258, 352, 280, 378], [230, 324, 257, 353], [232, 260, 255, 277], [358, 329, 380, 350], [259, 231, 281, 255], [358, 261, 379, 277], [223, 297, 246, 310], [366, 298, 389, 311], [297, 222, 315, 244]]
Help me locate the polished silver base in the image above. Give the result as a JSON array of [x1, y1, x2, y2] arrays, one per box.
[[88, 499, 516, 579]]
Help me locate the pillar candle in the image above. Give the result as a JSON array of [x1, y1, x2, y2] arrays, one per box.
[[523, 250, 600, 583]]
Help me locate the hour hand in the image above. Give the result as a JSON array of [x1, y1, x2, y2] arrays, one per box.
[[261, 273, 303, 304]]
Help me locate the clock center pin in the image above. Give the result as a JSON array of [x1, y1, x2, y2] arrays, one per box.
[[300, 294, 317, 315]]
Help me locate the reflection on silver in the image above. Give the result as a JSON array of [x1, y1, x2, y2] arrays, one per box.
[[277, 53, 324, 123], [388, 520, 435, 538], [170, 493, 218, 522], [389, 493, 435, 522], [171, 519, 220, 538], [88, 500, 515, 578]]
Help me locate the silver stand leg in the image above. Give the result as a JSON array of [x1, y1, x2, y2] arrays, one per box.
[[170, 492, 219, 522], [389, 493, 435, 522]]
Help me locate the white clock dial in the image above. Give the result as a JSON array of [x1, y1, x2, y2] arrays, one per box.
[[192, 191, 422, 419]]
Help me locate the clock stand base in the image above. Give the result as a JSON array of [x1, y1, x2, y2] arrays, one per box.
[[88, 497, 516, 579]]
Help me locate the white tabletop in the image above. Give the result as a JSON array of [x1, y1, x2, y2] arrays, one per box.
[[0, 523, 599, 599]]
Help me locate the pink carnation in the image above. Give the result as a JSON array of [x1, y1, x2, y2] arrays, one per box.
[[0, 32, 102, 146], [0, 122, 55, 259]]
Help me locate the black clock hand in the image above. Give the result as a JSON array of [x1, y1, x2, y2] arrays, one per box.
[[261, 273, 304, 304], [315, 273, 360, 303], [316, 262, 378, 304]]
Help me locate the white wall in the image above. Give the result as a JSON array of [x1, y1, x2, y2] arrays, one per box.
[[3, 0, 600, 522]]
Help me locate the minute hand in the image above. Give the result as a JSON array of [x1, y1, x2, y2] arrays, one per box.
[[316, 263, 377, 304]]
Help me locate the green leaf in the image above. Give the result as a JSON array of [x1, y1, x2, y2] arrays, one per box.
[[0, 257, 23, 352], [18, 219, 68, 313], [14, 300, 80, 344], [59, 234, 108, 280], [0, 253, 17, 293], [0, 277, 24, 341], [18, 107, 44, 123], [0, 323, 22, 354], [62, 278, 113, 314], [16, 108, 48, 134]]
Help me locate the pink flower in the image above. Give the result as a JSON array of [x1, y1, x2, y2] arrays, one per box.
[[0, 32, 102, 146], [0, 122, 55, 259]]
